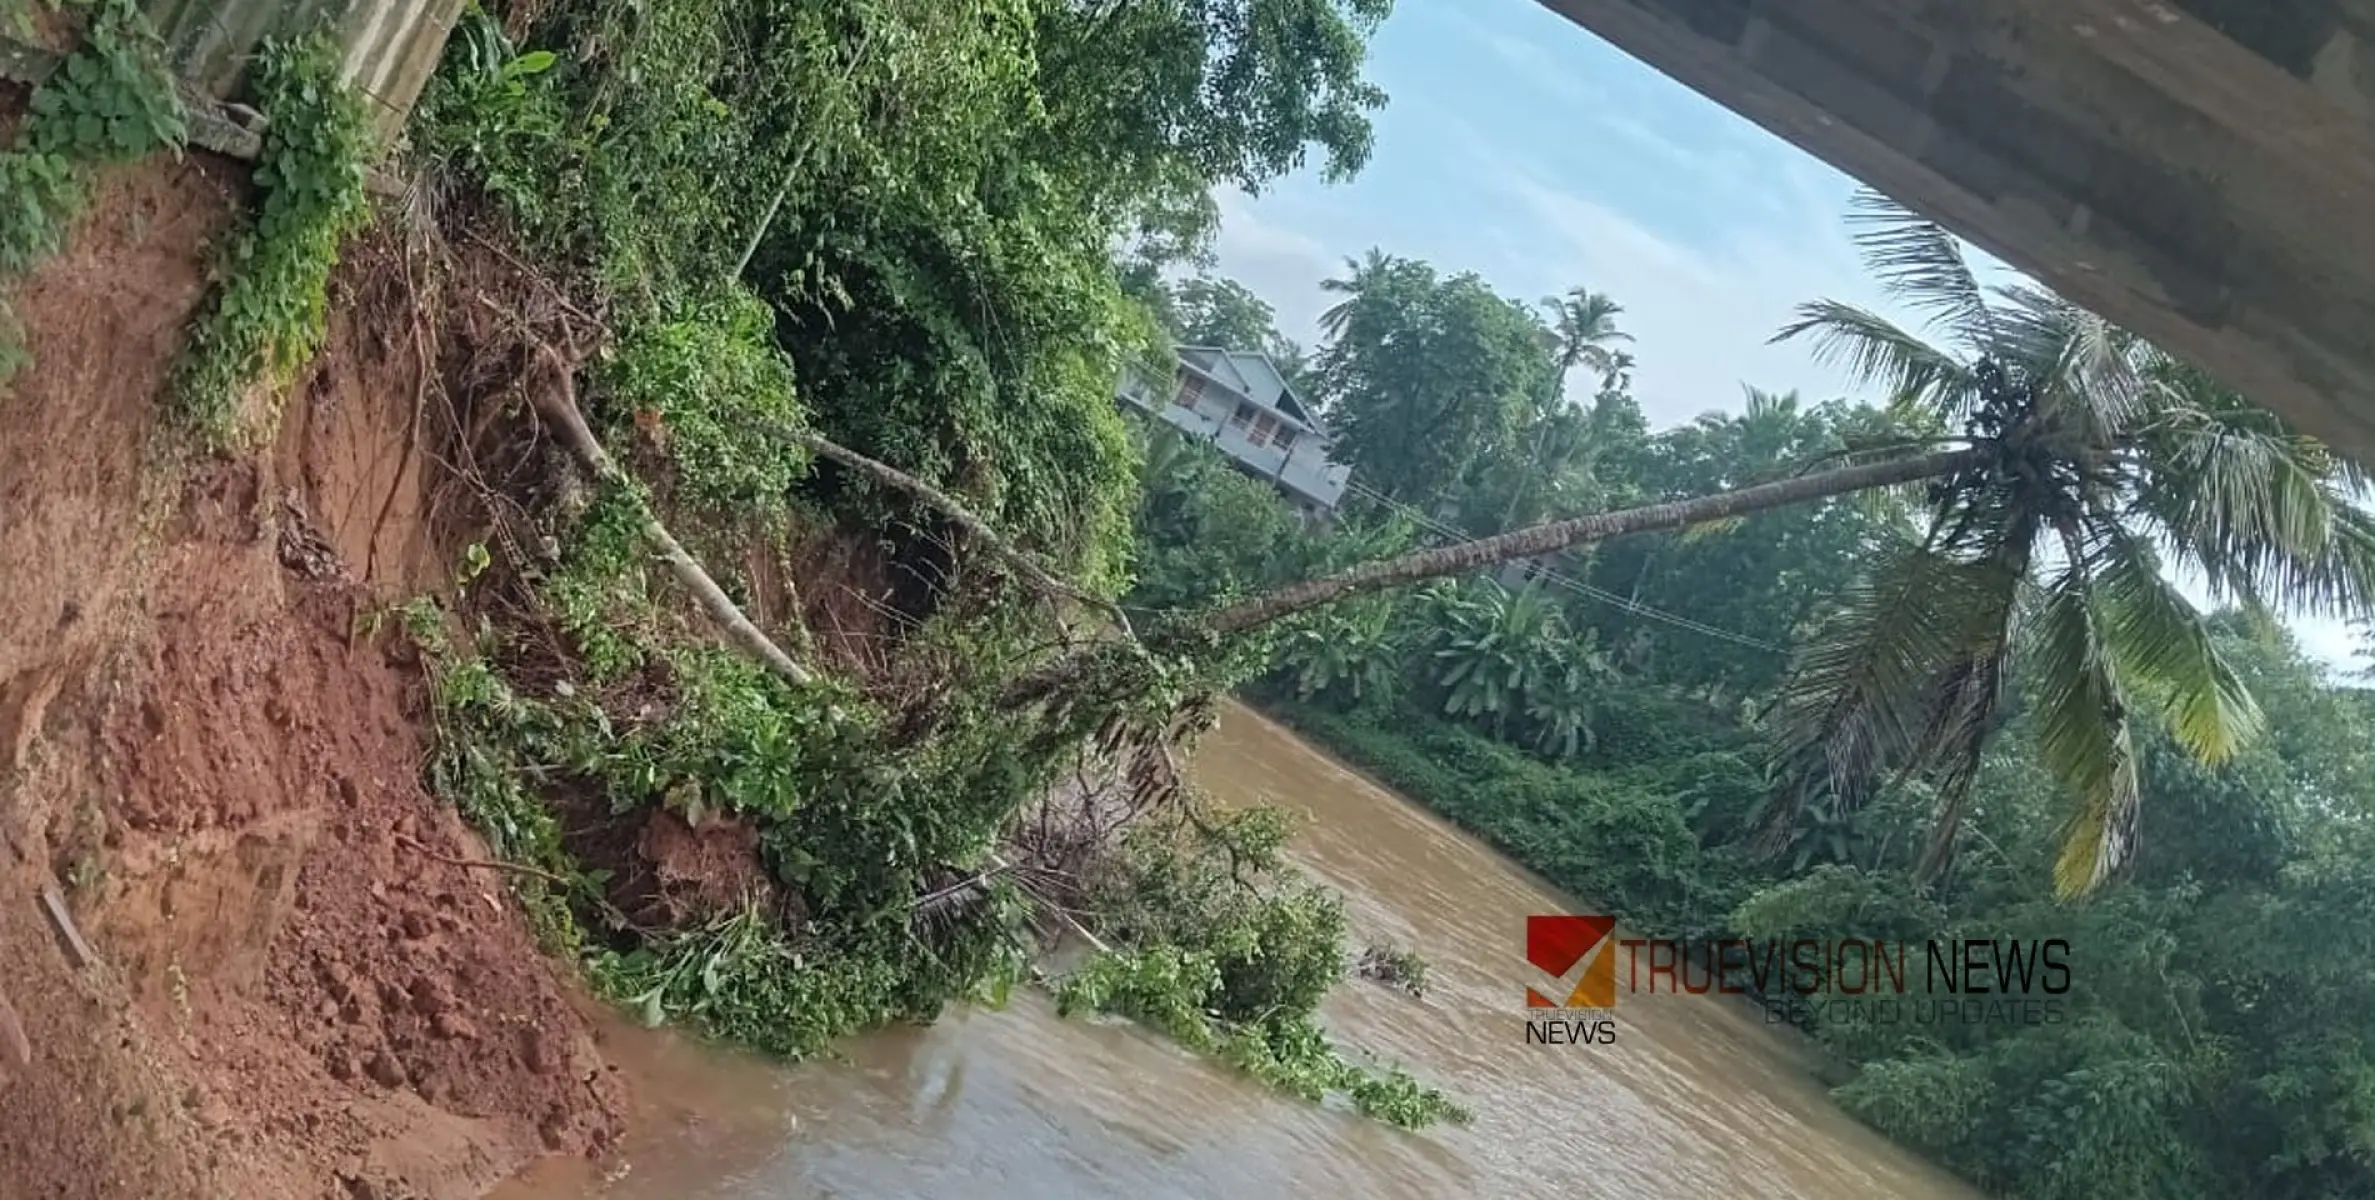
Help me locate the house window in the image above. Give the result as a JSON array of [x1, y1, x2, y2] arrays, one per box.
[[1227, 404, 1255, 432], [1174, 372, 1209, 409]]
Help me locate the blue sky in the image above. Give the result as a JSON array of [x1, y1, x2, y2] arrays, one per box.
[[1206, 0, 2362, 668], [1209, 0, 1900, 428]]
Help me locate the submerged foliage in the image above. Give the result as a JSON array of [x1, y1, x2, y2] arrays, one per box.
[[1056, 811, 1467, 1129]]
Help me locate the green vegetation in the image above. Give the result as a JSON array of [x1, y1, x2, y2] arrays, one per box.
[[1318, 254, 1560, 511], [1250, 626, 2375, 1197], [1056, 810, 1466, 1128], [117, 0, 2375, 1177], [420, 527, 1034, 1060], [386, 0, 1463, 1132], [171, 35, 373, 445], [1126, 196, 2375, 1193], [0, 0, 185, 379]]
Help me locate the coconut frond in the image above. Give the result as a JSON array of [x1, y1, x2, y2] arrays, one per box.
[[1988, 284, 2146, 441], [2027, 565, 2141, 898], [1843, 189, 1995, 352], [2092, 527, 2264, 764], [1764, 541, 2022, 848], [2129, 383, 2375, 619], [1773, 299, 1977, 415], [1908, 536, 2030, 881]]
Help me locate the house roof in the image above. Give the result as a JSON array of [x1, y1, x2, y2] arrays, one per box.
[[1177, 346, 1326, 438]]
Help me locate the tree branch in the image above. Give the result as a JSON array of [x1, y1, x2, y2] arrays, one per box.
[[744, 417, 1133, 637], [525, 348, 815, 687]]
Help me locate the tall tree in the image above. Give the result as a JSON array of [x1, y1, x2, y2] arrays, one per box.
[[1035, 0, 1393, 255], [1319, 262, 1554, 507], [1162, 276, 1314, 394], [1170, 275, 1281, 350], [1763, 190, 2375, 896], [1318, 247, 1402, 339], [1543, 287, 1632, 397]]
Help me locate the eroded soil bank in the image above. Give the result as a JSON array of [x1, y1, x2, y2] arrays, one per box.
[[0, 155, 626, 1199]]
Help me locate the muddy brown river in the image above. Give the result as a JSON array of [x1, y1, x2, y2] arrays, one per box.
[[497, 704, 1978, 1198]]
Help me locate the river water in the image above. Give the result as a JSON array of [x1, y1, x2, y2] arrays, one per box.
[[497, 704, 1976, 1198]]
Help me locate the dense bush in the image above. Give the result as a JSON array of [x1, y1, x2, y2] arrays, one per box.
[[411, 0, 1400, 1084], [599, 291, 811, 521]]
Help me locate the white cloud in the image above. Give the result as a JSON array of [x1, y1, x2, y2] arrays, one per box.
[[1471, 160, 1899, 425], [1206, 189, 1341, 354]]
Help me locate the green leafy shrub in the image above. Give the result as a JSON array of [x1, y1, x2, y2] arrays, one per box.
[[0, 0, 185, 377], [413, 2, 564, 220], [1127, 420, 1310, 611], [1054, 944, 1225, 1045], [0, 151, 86, 277], [172, 35, 373, 445], [588, 902, 1023, 1059], [1055, 811, 1466, 1129], [1056, 946, 1469, 1130], [601, 290, 811, 520], [21, 0, 186, 165]]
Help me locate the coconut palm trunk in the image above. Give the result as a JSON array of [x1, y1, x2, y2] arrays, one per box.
[[1195, 447, 1980, 637], [997, 446, 1980, 712]]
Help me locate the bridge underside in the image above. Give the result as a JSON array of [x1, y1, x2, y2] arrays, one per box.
[[1537, 0, 2375, 458]]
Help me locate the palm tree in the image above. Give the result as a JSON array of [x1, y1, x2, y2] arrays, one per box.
[[1763, 189, 2375, 896], [1005, 209, 2370, 796], [1318, 248, 1400, 340], [1166, 446, 1973, 639], [1544, 287, 1633, 395], [1598, 349, 1637, 396], [1273, 601, 1400, 706]]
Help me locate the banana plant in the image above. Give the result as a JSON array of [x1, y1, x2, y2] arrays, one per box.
[[1431, 581, 1568, 731]]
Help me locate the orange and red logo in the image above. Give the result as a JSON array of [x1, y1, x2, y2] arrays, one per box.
[[1527, 914, 1617, 1007]]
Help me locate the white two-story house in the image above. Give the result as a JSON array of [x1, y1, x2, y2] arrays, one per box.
[[1117, 346, 1353, 520]]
